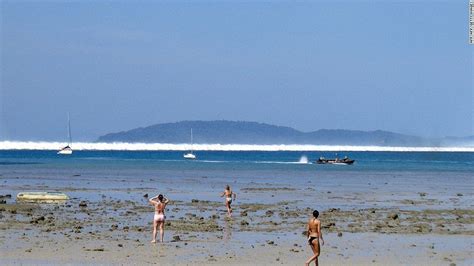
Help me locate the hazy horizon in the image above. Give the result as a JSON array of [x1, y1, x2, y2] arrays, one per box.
[[1, 1, 472, 141], [0, 119, 473, 144]]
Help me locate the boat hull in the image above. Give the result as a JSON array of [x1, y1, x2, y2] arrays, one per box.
[[316, 159, 354, 165], [183, 153, 196, 159], [57, 146, 72, 155], [17, 192, 69, 201]]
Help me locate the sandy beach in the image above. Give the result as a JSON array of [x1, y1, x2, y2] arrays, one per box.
[[2, 0, 472, 264], [1, 171, 472, 265]]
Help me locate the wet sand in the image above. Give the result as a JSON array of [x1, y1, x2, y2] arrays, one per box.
[[0, 180, 473, 265]]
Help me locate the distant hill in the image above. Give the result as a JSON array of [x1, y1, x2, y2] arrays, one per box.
[[97, 120, 472, 147]]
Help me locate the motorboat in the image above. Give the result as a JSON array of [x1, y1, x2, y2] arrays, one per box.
[[316, 156, 354, 165]]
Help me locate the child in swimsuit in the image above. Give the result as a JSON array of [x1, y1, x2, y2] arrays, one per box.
[[149, 194, 169, 243], [221, 185, 236, 217]]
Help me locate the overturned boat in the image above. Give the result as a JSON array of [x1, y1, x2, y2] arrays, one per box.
[[316, 156, 355, 165]]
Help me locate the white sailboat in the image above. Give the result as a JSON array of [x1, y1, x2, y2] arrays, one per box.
[[183, 128, 196, 160], [57, 113, 73, 155]]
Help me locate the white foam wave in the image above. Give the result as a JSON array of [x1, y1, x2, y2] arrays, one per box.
[[0, 141, 473, 152], [298, 155, 309, 164]]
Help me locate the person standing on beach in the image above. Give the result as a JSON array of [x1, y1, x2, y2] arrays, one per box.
[[149, 194, 169, 243], [220, 185, 236, 217], [306, 210, 324, 266]]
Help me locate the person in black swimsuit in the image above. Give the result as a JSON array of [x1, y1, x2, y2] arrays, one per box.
[[306, 210, 324, 266], [308, 236, 318, 245]]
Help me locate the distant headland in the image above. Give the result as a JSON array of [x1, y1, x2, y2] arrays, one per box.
[[96, 120, 473, 147]]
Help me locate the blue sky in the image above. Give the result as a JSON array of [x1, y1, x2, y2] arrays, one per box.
[[0, 0, 472, 141]]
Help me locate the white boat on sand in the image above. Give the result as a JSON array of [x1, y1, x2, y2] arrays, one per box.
[[17, 191, 69, 201]]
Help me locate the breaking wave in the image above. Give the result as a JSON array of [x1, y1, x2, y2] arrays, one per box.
[[0, 141, 473, 152]]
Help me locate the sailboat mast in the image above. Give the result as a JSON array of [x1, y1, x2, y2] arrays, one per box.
[[67, 113, 72, 145]]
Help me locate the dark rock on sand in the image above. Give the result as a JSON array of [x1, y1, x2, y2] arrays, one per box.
[[322, 222, 336, 229], [172, 235, 181, 241], [337, 232, 343, 237], [0, 200, 6, 204], [143, 193, 148, 198], [240, 220, 249, 226], [31, 216, 45, 224], [388, 213, 399, 220], [79, 201, 88, 207]]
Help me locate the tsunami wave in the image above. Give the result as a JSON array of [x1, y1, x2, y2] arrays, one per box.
[[0, 141, 473, 152]]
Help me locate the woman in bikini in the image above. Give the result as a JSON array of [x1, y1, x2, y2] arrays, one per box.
[[306, 210, 324, 266], [149, 194, 169, 243], [220, 185, 236, 217]]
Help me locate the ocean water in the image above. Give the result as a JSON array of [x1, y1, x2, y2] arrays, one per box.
[[1, 150, 473, 170], [0, 150, 473, 210]]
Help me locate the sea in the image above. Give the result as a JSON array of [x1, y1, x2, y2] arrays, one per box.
[[1, 149, 472, 211]]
